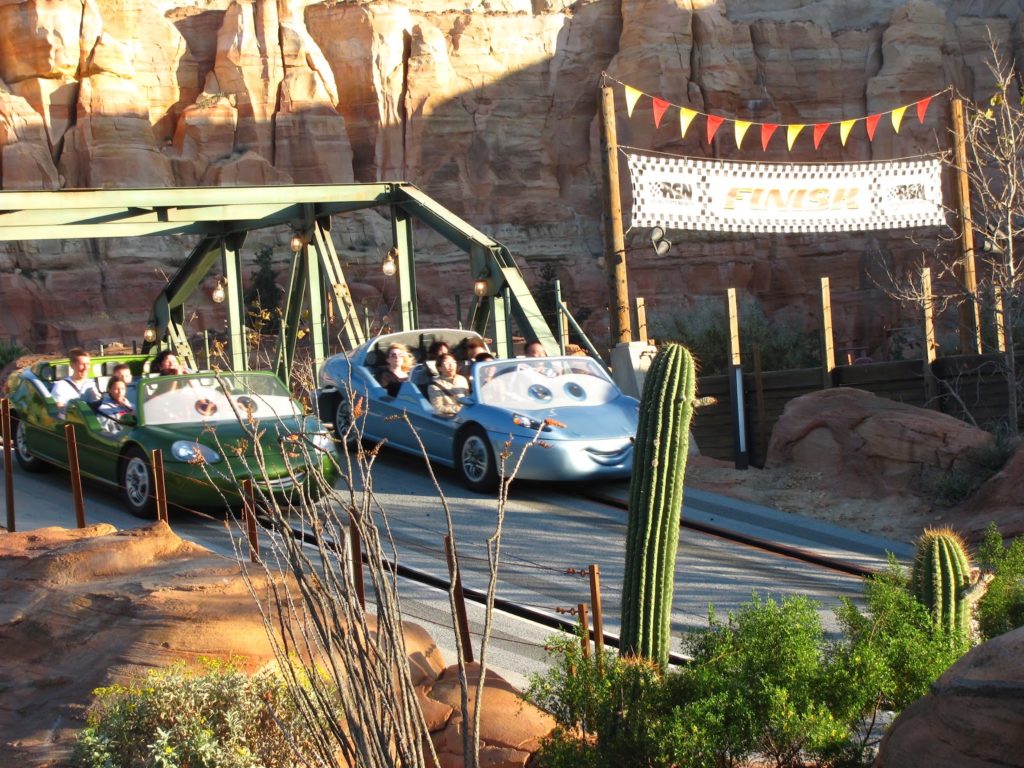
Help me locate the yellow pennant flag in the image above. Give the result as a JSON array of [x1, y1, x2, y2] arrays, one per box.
[[734, 120, 751, 149], [839, 119, 855, 146], [891, 105, 908, 134], [680, 108, 697, 140], [624, 86, 642, 117], [787, 123, 805, 150]]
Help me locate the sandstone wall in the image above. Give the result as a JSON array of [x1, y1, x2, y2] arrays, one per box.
[[0, 0, 1020, 354]]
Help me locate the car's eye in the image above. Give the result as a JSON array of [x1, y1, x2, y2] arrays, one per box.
[[564, 382, 586, 401], [527, 384, 552, 402]]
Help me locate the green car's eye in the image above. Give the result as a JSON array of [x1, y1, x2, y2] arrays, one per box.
[[171, 441, 222, 464]]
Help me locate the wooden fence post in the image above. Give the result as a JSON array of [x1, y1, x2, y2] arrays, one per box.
[[921, 268, 940, 408], [151, 449, 168, 523], [727, 289, 749, 469], [64, 423, 85, 528], [350, 515, 365, 610], [444, 534, 474, 664], [242, 479, 260, 563], [588, 564, 604, 673], [578, 603, 590, 659], [819, 277, 836, 389], [636, 297, 648, 343], [2, 399, 14, 532]]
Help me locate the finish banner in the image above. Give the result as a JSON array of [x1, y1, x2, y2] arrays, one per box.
[[624, 152, 945, 233]]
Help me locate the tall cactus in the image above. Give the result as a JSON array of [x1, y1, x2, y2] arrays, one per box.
[[620, 343, 696, 668], [911, 527, 972, 642]]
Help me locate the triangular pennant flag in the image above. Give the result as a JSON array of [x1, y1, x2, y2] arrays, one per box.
[[679, 108, 697, 140], [624, 86, 642, 118], [761, 123, 778, 151], [839, 119, 855, 146], [734, 120, 751, 149], [787, 123, 805, 150], [891, 105, 908, 134], [813, 122, 829, 149], [865, 113, 881, 141], [651, 97, 669, 128], [916, 95, 933, 124], [706, 114, 725, 144]]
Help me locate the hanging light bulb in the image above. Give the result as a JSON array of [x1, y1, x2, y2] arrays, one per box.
[[473, 276, 490, 297], [143, 325, 157, 343], [290, 234, 305, 253], [382, 248, 398, 277], [210, 277, 227, 304]]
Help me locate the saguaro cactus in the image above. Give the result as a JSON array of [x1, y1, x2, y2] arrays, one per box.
[[911, 527, 972, 641], [620, 343, 696, 668]]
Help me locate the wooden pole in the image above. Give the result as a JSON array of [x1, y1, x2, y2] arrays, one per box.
[[242, 479, 260, 563], [588, 564, 604, 672], [64, 423, 85, 528], [819, 277, 836, 389], [951, 97, 981, 354], [726, 288, 749, 469], [578, 603, 590, 659], [727, 288, 741, 367], [444, 534, 474, 664], [350, 516, 366, 610], [2, 399, 14, 533], [151, 449, 168, 523], [600, 83, 632, 345]]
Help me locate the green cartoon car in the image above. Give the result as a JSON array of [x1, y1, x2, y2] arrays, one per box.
[[5, 355, 337, 517]]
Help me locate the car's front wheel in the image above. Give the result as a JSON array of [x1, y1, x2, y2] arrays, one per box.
[[334, 391, 359, 448], [12, 415, 48, 473], [455, 425, 498, 493], [120, 446, 157, 518]]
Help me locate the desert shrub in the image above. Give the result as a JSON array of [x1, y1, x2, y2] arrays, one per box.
[[976, 522, 1024, 640], [528, 584, 969, 768], [922, 421, 1019, 507], [244, 245, 282, 331], [649, 295, 818, 375], [72, 658, 320, 768]]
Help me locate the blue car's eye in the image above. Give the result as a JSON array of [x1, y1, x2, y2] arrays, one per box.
[[527, 384, 552, 402], [564, 382, 586, 401]]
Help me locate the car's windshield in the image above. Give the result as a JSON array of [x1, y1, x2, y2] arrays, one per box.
[[473, 357, 618, 409], [139, 373, 301, 426]]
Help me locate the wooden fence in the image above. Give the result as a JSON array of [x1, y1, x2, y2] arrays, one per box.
[[692, 352, 1018, 467]]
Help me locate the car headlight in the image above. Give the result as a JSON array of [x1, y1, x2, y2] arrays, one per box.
[[170, 441, 222, 464], [512, 413, 544, 430]]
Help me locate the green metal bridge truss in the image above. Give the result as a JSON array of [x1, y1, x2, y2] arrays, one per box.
[[0, 183, 556, 380]]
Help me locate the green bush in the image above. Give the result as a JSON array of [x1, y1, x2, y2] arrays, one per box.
[[0, 338, 27, 369], [72, 658, 317, 768], [649, 295, 818, 375], [976, 522, 1024, 640], [528, 581, 969, 768]]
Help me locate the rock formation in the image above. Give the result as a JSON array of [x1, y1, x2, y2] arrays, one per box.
[[0, 522, 554, 767], [0, 0, 1019, 352]]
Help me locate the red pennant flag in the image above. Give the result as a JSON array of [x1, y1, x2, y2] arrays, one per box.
[[761, 123, 779, 151], [916, 95, 933, 124], [706, 114, 724, 144], [652, 97, 669, 128], [813, 122, 829, 149], [865, 113, 881, 141]]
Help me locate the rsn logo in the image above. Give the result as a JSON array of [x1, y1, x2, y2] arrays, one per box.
[[658, 182, 693, 200]]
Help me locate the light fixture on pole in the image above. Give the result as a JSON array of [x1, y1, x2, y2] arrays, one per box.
[[210, 276, 227, 304], [382, 247, 398, 277], [650, 226, 672, 257], [290, 234, 306, 253], [143, 325, 157, 343], [473, 272, 490, 298]]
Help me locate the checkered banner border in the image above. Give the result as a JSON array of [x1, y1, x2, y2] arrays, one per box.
[[625, 153, 946, 233]]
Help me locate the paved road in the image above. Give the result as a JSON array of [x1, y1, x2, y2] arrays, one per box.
[[0, 446, 906, 689]]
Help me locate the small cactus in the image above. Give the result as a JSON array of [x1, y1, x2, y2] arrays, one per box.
[[911, 527, 972, 641], [620, 343, 696, 668]]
